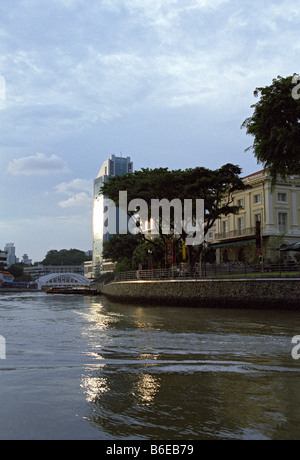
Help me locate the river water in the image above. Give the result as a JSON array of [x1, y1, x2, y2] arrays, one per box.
[[1, 291, 300, 440]]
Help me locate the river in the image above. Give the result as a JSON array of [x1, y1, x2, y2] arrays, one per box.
[[1, 291, 300, 440]]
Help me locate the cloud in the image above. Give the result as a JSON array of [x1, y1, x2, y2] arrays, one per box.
[[0, 0, 298, 139], [7, 153, 68, 176], [55, 178, 92, 208], [55, 178, 92, 194], [0, 0, 235, 133], [0, 74, 6, 110], [58, 192, 91, 208], [0, 74, 6, 100]]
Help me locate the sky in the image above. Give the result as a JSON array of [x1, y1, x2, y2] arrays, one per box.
[[0, 0, 299, 263]]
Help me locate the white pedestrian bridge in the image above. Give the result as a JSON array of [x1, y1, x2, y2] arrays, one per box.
[[36, 273, 91, 291]]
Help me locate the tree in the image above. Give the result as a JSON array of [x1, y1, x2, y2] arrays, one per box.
[[241, 74, 300, 185], [131, 238, 165, 269], [101, 164, 249, 266], [8, 264, 32, 281], [114, 257, 132, 273], [102, 233, 143, 263], [41, 249, 91, 265], [103, 233, 165, 270]]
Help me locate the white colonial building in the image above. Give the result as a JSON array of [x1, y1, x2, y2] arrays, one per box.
[[211, 170, 300, 264]]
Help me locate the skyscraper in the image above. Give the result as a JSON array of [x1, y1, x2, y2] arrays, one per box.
[[4, 243, 17, 266], [92, 154, 133, 277]]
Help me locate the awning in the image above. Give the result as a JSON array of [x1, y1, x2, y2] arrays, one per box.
[[211, 238, 256, 249]]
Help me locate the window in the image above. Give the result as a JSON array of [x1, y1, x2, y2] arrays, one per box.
[[278, 213, 288, 233], [254, 194, 261, 204], [277, 192, 287, 203], [238, 217, 244, 234], [222, 221, 228, 236], [237, 199, 244, 208], [255, 214, 261, 222]]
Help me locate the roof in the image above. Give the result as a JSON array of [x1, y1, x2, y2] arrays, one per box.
[[242, 169, 266, 180], [0, 271, 14, 278]]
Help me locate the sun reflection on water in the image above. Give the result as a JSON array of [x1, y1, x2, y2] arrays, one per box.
[[133, 373, 161, 406], [81, 375, 109, 403]]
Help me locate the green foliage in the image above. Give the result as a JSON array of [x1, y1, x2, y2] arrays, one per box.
[[132, 239, 165, 269], [101, 164, 249, 241], [100, 164, 248, 268], [103, 234, 143, 263], [8, 264, 32, 281], [103, 234, 165, 270], [41, 249, 91, 265], [114, 257, 132, 273], [241, 74, 300, 185]]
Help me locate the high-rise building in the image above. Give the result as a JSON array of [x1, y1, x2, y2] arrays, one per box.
[[92, 154, 133, 277], [4, 243, 17, 266]]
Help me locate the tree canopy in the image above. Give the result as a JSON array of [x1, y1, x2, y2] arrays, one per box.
[[102, 233, 144, 262], [241, 74, 300, 185], [101, 164, 249, 267], [103, 233, 166, 270], [41, 249, 91, 265], [101, 164, 249, 240]]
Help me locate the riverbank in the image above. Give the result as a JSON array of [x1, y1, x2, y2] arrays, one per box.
[[99, 278, 300, 309]]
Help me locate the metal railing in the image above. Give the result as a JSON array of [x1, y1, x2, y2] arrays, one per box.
[[215, 227, 256, 240], [111, 262, 300, 282]]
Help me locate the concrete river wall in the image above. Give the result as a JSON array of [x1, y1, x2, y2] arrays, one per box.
[[99, 278, 300, 309]]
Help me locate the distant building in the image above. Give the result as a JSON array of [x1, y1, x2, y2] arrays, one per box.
[[4, 243, 17, 266], [0, 271, 14, 284], [83, 261, 93, 279], [23, 264, 85, 280], [211, 170, 300, 264], [92, 154, 133, 277], [22, 254, 32, 265], [0, 251, 8, 269]]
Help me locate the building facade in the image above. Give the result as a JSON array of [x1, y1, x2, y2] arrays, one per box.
[[23, 264, 85, 280], [0, 271, 14, 284], [22, 254, 32, 265], [92, 154, 133, 277], [4, 243, 17, 266], [212, 170, 300, 264], [0, 251, 8, 269]]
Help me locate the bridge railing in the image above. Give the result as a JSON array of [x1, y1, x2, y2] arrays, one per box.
[[110, 262, 300, 282]]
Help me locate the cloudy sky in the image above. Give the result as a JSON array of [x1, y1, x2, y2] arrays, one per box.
[[0, 0, 299, 262]]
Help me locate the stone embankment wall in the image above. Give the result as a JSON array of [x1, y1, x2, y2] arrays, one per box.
[[0, 288, 37, 293], [99, 279, 300, 309]]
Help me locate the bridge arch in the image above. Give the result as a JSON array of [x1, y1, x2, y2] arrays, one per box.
[[36, 273, 91, 290]]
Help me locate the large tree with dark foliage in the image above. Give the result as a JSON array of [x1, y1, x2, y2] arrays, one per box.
[[102, 233, 143, 263], [101, 164, 248, 238], [41, 249, 91, 265], [241, 74, 300, 185], [100, 164, 249, 266]]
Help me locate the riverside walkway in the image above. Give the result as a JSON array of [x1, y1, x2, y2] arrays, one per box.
[[97, 263, 300, 309], [99, 278, 300, 309]]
